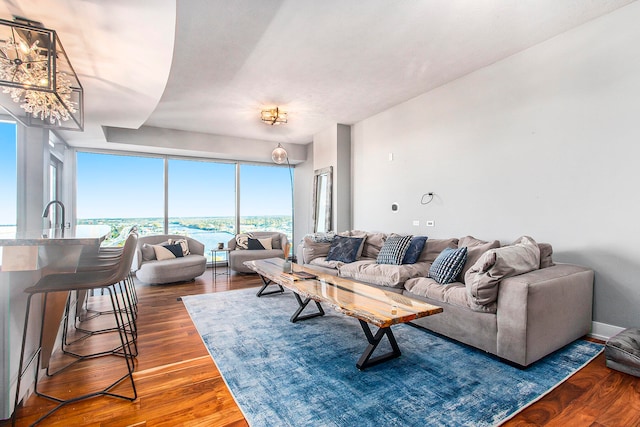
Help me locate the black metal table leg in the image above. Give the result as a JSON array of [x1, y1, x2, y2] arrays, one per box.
[[356, 319, 401, 370], [256, 275, 284, 297], [290, 292, 325, 323]]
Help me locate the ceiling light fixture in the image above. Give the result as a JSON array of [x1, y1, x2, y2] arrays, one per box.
[[261, 107, 287, 125], [0, 16, 84, 131]]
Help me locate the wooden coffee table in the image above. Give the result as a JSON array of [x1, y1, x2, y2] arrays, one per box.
[[244, 258, 443, 370]]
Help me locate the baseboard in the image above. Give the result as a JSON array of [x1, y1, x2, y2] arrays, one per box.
[[589, 321, 626, 341]]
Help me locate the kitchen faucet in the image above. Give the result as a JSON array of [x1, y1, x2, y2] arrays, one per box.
[[42, 200, 66, 231]]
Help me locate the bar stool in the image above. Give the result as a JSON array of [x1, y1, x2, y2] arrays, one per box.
[[12, 233, 138, 426], [64, 233, 139, 351]]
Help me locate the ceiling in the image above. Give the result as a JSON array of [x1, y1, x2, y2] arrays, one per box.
[[0, 0, 637, 161]]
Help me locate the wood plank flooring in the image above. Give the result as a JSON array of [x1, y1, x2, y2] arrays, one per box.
[[6, 269, 640, 426]]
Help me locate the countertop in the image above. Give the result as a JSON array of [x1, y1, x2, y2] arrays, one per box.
[[0, 225, 112, 246]]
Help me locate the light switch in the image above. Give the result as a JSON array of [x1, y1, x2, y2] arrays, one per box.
[[412, 220, 420, 226], [426, 220, 435, 227]]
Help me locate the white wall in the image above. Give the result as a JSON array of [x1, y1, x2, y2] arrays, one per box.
[[313, 124, 352, 232], [351, 2, 640, 328]]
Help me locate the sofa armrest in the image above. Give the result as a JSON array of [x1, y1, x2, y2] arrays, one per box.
[[187, 237, 205, 256], [132, 247, 142, 271], [496, 263, 594, 366], [228, 237, 237, 250]]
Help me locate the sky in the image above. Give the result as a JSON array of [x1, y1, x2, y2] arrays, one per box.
[[0, 122, 17, 225], [76, 152, 293, 219]]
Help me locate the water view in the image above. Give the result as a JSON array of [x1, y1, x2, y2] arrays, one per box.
[[78, 216, 292, 262]]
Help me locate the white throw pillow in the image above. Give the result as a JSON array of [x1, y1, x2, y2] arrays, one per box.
[[258, 237, 273, 250], [153, 245, 176, 261]]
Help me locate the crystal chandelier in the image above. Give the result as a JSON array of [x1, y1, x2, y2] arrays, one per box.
[[261, 107, 287, 125], [0, 17, 83, 131]]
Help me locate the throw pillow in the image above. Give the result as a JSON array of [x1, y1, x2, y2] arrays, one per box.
[[465, 236, 541, 307], [162, 243, 184, 258], [302, 236, 332, 263], [402, 236, 428, 264], [141, 243, 156, 261], [258, 237, 273, 250], [326, 235, 364, 263], [247, 238, 265, 250], [235, 233, 251, 250], [457, 236, 500, 282], [307, 232, 336, 243], [170, 238, 190, 255], [429, 247, 468, 284], [338, 230, 367, 259], [153, 244, 177, 261], [377, 234, 413, 265]]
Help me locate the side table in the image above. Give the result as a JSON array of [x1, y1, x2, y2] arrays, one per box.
[[210, 248, 231, 284]]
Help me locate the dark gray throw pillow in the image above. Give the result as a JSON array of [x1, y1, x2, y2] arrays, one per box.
[[326, 235, 364, 263], [247, 238, 265, 250], [161, 243, 184, 258]]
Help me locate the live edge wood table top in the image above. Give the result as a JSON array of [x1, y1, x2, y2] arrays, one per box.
[[244, 257, 443, 369]]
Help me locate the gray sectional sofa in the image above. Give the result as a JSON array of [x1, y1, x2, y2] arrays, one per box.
[[297, 231, 594, 367], [133, 234, 207, 284]]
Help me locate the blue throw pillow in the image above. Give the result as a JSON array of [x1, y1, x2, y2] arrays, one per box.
[[402, 236, 428, 264], [377, 235, 413, 265], [429, 247, 468, 284], [326, 236, 364, 263]]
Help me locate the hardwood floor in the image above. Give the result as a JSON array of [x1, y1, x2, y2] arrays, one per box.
[[6, 269, 640, 426]]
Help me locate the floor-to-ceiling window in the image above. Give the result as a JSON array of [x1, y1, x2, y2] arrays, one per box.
[[0, 121, 17, 235], [76, 152, 164, 245], [76, 152, 294, 257], [239, 164, 293, 246], [168, 158, 236, 263]]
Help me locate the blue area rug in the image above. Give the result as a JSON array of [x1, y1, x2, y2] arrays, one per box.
[[182, 288, 602, 427]]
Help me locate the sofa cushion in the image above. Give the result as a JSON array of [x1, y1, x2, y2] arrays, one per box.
[[377, 234, 413, 265], [420, 238, 459, 263], [402, 236, 428, 264], [465, 236, 541, 307], [339, 260, 430, 288], [429, 247, 468, 284], [361, 232, 387, 259], [404, 277, 498, 313], [302, 236, 332, 263], [458, 236, 501, 283], [310, 257, 344, 270], [326, 235, 364, 263]]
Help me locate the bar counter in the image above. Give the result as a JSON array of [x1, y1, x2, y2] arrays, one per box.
[[0, 224, 111, 419]]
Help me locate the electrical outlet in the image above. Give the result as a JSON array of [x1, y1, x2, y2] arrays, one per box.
[[412, 220, 419, 226], [426, 220, 435, 227]]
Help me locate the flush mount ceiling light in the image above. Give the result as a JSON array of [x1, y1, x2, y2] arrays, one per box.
[[0, 16, 83, 131], [261, 107, 287, 125]]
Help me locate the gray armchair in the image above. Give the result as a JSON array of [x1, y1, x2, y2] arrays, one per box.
[[133, 234, 207, 284], [228, 231, 289, 273]]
